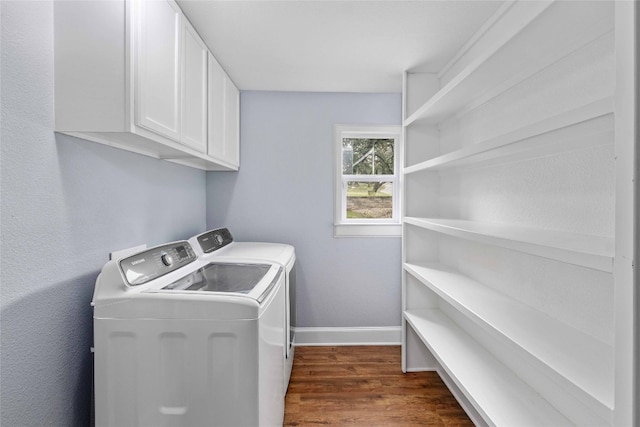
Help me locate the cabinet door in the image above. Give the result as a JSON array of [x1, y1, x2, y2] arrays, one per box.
[[181, 20, 208, 152], [208, 54, 225, 160], [223, 74, 240, 166], [135, 0, 181, 141], [208, 53, 240, 167]]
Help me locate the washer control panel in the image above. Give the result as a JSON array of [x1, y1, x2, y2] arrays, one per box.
[[197, 227, 234, 253], [119, 241, 196, 286]]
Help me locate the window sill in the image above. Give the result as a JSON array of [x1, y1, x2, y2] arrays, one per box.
[[334, 223, 402, 237]]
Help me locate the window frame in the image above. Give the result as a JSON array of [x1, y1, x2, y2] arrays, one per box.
[[333, 124, 403, 237]]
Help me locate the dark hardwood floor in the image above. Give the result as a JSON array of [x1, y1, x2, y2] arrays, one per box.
[[284, 346, 473, 426]]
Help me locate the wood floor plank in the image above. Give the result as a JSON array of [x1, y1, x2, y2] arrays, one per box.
[[284, 346, 473, 426]]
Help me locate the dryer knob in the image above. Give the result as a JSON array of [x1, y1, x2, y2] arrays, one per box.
[[160, 253, 173, 267]]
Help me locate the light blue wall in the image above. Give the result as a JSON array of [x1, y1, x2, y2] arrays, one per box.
[[1, 2, 206, 425], [206, 91, 402, 328], [2, 3, 402, 424]]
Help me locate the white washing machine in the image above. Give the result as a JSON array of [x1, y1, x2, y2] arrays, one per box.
[[92, 240, 286, 427], [188, 228, 297, 389]]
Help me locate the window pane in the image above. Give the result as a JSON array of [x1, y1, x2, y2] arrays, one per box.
[[346, 181, 393, 219], [342, 138, 394, 175]]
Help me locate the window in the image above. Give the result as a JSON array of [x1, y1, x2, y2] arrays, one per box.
[[334, 125, 402, 237]]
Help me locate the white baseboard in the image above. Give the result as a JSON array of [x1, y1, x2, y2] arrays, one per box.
[[293, 326, 402, 346]]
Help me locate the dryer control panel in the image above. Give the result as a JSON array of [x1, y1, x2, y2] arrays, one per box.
[[119, 241, 197, 286], [197, 227, 233, 253]]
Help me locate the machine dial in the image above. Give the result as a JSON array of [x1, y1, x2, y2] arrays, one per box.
[[160, 253, 173, 267]]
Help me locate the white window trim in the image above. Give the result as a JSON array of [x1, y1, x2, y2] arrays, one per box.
[[334, 124, 403, 237]]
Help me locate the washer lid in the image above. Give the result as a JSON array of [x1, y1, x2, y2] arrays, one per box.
[[215, 242, 295, 266], [160, 262, 279, 303]]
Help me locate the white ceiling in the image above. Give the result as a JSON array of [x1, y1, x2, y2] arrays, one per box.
[[177, 1, 504, 93]]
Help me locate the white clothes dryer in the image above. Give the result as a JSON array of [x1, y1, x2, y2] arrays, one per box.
[[189, 228, 297, 389], [92, 240, 286, 427]]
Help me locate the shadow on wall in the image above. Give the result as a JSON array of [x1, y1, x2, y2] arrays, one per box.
[[54, 133, 208, 248], [206, 170, 239, 228], [0, 272, 96, 427]]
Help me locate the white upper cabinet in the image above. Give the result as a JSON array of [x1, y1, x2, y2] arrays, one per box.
[[181, 19, 208, 152], [208, 53, 240, 168], [134, 0, 181, 141], [54, 0, 238, 171]]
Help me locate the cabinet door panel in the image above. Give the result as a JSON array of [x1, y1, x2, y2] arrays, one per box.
[[208, 53, 239, 167], [181, 21, 208, 152], [223, 76, 240, 166], [207, 54, 226, 160], [135, 0, 181, 141]]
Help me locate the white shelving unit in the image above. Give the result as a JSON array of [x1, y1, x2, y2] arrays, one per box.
[[401, 1, 636, 426]]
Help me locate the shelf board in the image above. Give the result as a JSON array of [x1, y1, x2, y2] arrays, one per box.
[[403, 2, 612, 127], [404, 262, 613, 419], [404, 98, 613, 175], [404, 217, 614, 272], [404, 309, 572, 426]]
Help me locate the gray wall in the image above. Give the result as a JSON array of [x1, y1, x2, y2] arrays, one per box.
[[206, 91, 402, 328], [1, 2, 206, 425]]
